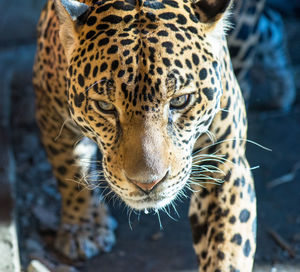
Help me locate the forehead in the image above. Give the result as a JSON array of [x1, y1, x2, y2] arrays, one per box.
[[73, 0, 214, 78], [78, 0, 205, 51], [87, 0, 198, 23], [70, 0, 219, 110]]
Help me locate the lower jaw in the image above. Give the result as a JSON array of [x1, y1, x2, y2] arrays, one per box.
[[122, 194, 177, 211]]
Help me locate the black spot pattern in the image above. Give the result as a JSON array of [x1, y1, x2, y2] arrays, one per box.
[[243, 239, 251, 257], [230, 233, 242, 245], [239, 209, 250, 223]]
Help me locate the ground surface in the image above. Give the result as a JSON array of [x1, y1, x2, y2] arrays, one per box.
[[9, 11, 300, 272]]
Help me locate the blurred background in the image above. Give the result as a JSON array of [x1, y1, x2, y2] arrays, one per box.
[[0, 0, 299, 271]]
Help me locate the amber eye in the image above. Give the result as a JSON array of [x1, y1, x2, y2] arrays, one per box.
[[94, 100, 116, 113], [170, 94, 191, 109]]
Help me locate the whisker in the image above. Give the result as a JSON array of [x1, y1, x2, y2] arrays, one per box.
[[155, 209, 163, 230], [128, 209, 133, 230], [193, 158, 228, 166], [192, 163, 226, 172], [85, 79, 107, 93], [73, 135, 85, 148], [171, 202, 180, 218], [55, 117, 72, 141], [137, 210, 141, 221], [219, 107, 233, 114], [205, 129, 217, 143], [189, 177, 224, 184], [78, 159, 103, 165], [193, 137, 271, 155], [162, 206, 178, 221], [189, 180, 224, 186], [186, 183, 205, 192]]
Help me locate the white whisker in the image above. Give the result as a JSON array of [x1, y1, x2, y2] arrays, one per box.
[[55, 117, 72, 141], [156, 209, 163, 230], [85, 79, 107, 93], [193, 137, 271, 154]]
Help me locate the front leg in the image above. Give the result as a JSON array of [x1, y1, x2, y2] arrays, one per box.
[[189, 158, 256, 272], [36, 99, 117, 260], [53, 137, 117, 260]]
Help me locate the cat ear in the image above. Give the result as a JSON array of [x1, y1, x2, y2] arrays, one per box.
[[192, 0, 232, 24], [54, 0, 91, 61]]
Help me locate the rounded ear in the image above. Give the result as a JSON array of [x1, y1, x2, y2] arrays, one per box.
[[192, 0, 232, 24], [54, 0, 91, 62]]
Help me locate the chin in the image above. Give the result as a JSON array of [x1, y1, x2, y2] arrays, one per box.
[[123, 195, 177, 211], [122, 180, 188, 211]]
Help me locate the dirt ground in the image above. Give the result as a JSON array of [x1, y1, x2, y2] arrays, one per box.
[[10, 10, 300, 272]]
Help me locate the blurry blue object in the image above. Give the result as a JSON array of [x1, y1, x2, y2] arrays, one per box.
[[267, 0, 300, 16], [228, 0, 296, 110]]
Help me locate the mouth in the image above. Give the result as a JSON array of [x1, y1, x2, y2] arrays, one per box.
[[122, 193, 178, 210], [121, 175, 190, 211], [103, 164, 192, 211]]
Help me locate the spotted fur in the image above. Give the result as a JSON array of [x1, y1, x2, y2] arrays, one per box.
[[33, 0, 256, 270]]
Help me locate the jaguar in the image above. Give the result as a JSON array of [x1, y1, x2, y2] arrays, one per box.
[[33, 0, 257, 270]]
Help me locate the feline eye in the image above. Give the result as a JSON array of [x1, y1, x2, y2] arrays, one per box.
[[170, 94, 191, 109], [94, 100, 116, 113]]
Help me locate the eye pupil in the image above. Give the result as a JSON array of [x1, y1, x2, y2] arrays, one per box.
[[170, 94, 190, 109]]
